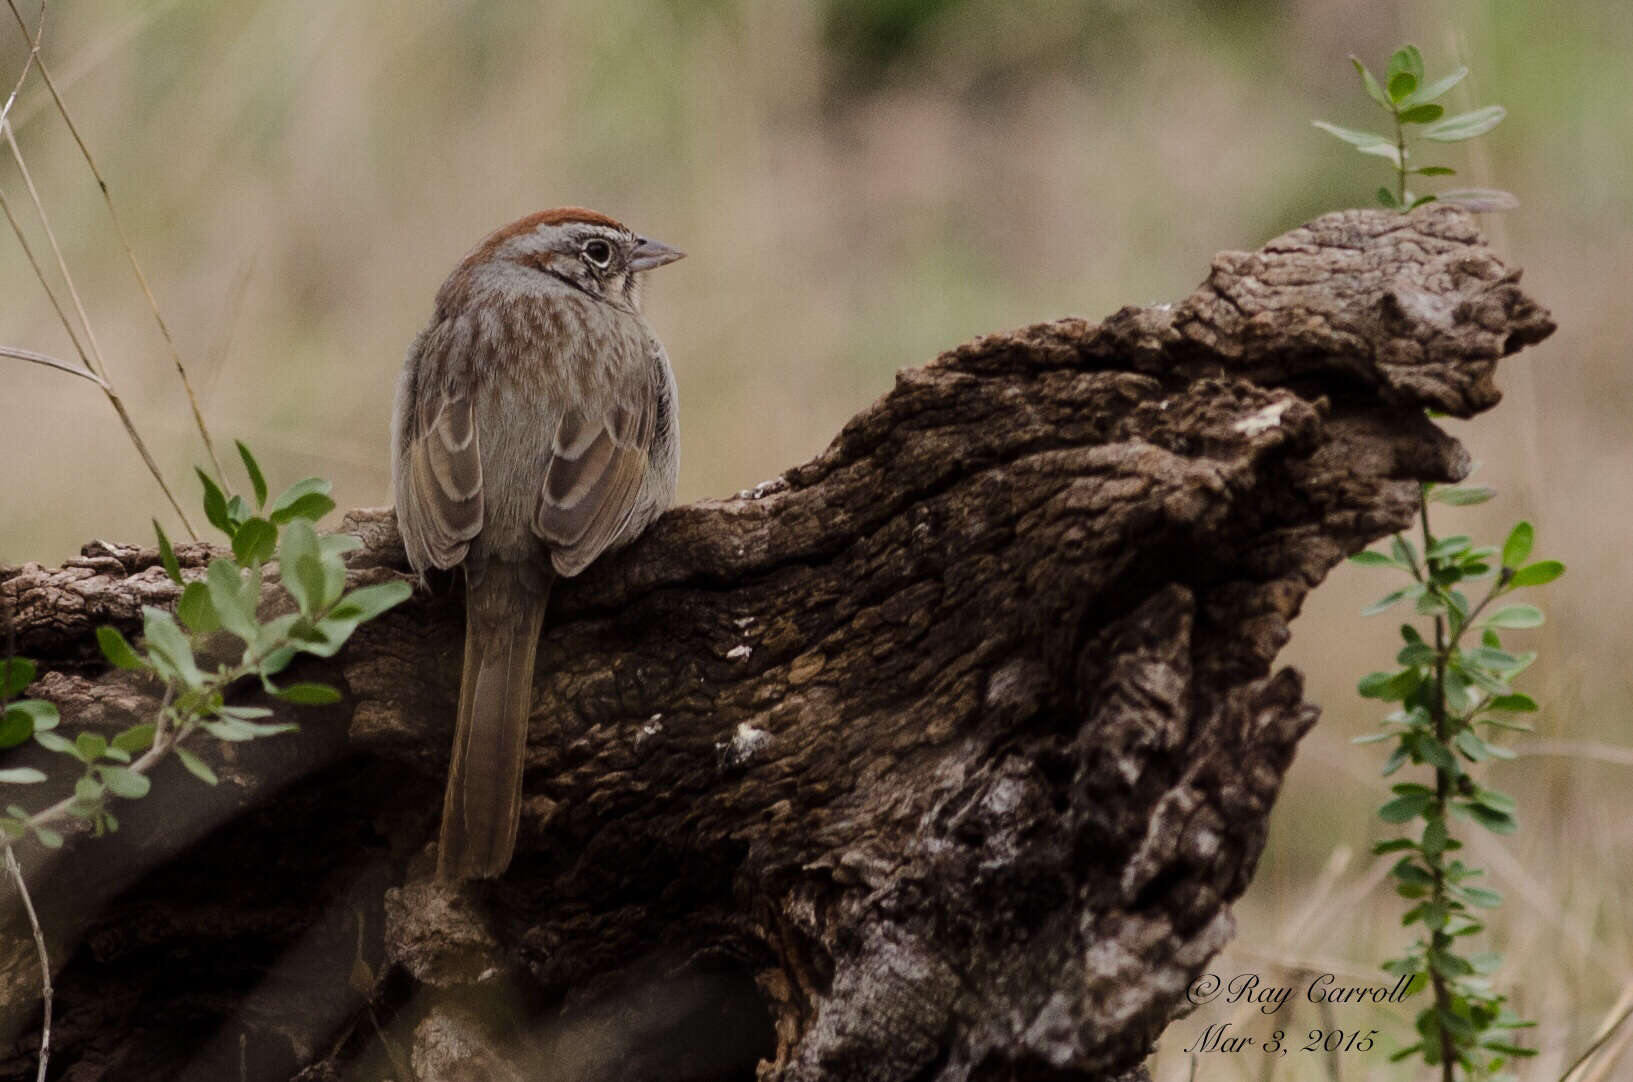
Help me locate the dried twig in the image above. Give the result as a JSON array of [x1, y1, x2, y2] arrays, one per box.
[[4, 845, 51, 1082]]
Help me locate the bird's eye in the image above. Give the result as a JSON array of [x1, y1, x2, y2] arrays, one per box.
[[582, 239, 613, 268]]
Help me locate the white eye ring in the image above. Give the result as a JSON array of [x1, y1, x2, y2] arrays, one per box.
[[582, 239, 614, 268]]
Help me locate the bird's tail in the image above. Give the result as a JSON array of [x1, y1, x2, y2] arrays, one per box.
[[437, 561, 552, 879]]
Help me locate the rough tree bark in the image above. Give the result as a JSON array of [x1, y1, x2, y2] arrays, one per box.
[[0, 206, 1553, 1082]]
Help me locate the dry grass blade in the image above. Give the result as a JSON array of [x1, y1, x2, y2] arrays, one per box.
[[1518, 739, 1633, 767], [4, 0, 226, 486], [1, 123, 197, 536], [0, 344, 107, 386], [1562, 978, 1633, 1082], [0, 182, 87, 364], [2, 121, 108, 380], [0, 0, 43, 128]]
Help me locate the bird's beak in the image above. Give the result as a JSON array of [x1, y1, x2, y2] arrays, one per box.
[[628, 236, 686, 272]]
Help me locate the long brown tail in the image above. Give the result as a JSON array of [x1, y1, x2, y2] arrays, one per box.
[[437, 561, 552, 879]]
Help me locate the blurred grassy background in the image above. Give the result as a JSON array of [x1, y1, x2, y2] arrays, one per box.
[[1, 1, 1628, 1078]]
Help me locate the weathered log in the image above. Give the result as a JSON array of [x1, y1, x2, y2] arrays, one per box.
[[0, 206, 1553, 1082]]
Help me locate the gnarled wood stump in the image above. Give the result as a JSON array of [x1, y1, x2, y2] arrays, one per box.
[[0, 206, 1553, 1082]]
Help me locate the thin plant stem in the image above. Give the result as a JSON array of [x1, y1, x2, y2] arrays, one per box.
[[2, 121, 107, 381], [4, 844, 51, 1082], [1394, 108, 1409, 208], [0, 344, 107, 387], [0, 0, 43, 129], [1417, 498, 1458, 1082], [3, 0, 227, 486], [0, 180, 88, 367], [0, 124, 198, 536]]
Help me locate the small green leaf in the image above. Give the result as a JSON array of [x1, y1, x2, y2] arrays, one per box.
[[1355, 141, 1403, 166], [1407, 66, 1468, 105], [1376, 186, 1400, 210], [0, 657, 35, 699], [100, 766, 151, 799], [236, 440, 269, 508], [1430, 485, 1493, 505], [1509, 561, 1564, 587], [197, 468, 233, 535], [175, 745, 218, 786], [1487, 693, 1537, 713], [142, 606, 205, 688], [97, 626, 146, 671], [1351, 56, 1389, 108], [319, 533, 364, 559], [1395, 641, 1434, 667], [279, 520, 323, 617], [6, 699, 55, 732], [1381, 743, 1409, 777], [225, 494, 249, 529], [232, 517, 278, 567], [1459, 884, 1503, 908], [33, 826, 62, 848], [1380, 791, 1432, 822], [1364, 587, 1413, 615], [1312, 120, 1395, 150], [1414, 165, 1457, 177], [1349, 550, 1400, 568], [75, 777, 104, 805], [1421, 817, 1448, 858], [329, 581, 412, 623], [1359, 669, 1419, 701], [33, 731, 76, 755], [1475, 787, 1516, 814], [176, 580, 220, 634], [154, 519, 183, 584], [1484, 604, 1543, 629], [1422, 105, 1506, 142], [1406, 194, 1437, 210], [275, 682, 342, 705], [1414, 734, 1456, 772], [1387, 70, 1417, 102], [269, 477, 335, 525], [1391, 856, 1435, 885], [1398, 103, 1443, 124], [1427, 535, 1471, 561], [1455, 800, 1518, 834], [0, 706, 33, 748], [1454, 729, 1491, 762], [0, 767, 46, 784], [207, 558, 259, 643], [1386, 45, 1424, 86], [1373, 837, 1417, 854], [76, 731, 108, 761], [1501, 522, 1534, 569], [112, 723, 156, 753], [1391, 534, 1418, 567]]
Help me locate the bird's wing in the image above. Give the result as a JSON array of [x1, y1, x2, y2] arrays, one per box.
[[532, 362, 656, 577], [398, 384, 484, 570]]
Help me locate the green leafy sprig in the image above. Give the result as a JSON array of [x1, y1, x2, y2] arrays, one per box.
[[1352, 478, 1561, 1079], [1315, 44, 1516, 213], [0, 441, 410, 846]]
